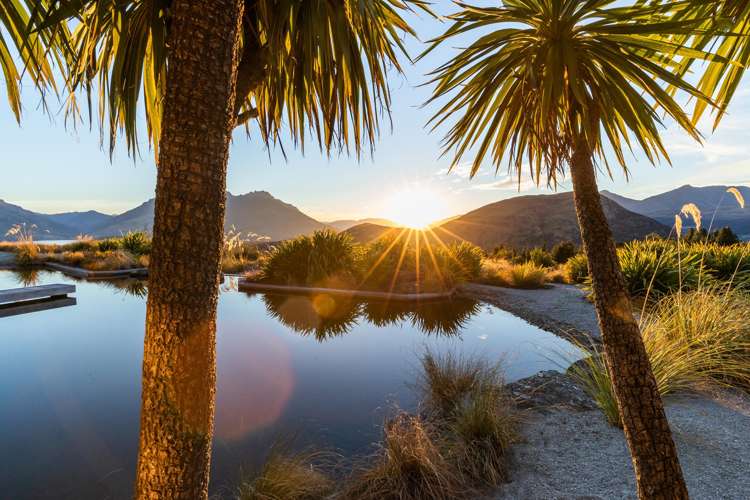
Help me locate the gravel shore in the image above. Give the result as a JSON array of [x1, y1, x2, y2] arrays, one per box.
[[494, 383, 750, 499], [461, 282, 601, 344]]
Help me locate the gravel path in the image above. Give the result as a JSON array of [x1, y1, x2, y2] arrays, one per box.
[[494, 381, 750, 500], [461, 282, 601, 343]]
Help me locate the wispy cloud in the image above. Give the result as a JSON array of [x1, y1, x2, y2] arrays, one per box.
[[466, 175, 537, 191]]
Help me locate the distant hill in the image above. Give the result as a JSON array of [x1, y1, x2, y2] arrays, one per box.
[[326, 218, 397, 232], [90, 200, 155, 237], [224, 191, 326, 240], [47, 210, 114, 235], [431, 192, 669, 250], [344, 222, 402, 243], [0, 199, 78, 240], [1, 191, 329, 242], [601, 185, 750, 239]]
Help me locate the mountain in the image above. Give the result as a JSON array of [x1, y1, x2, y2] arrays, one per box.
[[224, 191, 326, 240], [1, 191, 328, 242], [601, 185, 750, 238], [344, 222, 401, 243], [0, 199, 78, 240], [326, 218, 397, 232], [429, 192, 669, 250], [47, 210, 115, 235], [90, 200, 155, 237]]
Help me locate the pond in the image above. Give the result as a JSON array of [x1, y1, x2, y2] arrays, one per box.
[[0, 269, 580, 499]]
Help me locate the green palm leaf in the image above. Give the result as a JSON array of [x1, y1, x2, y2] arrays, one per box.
[[0, 0, 69, 122], [41, 0, 431, 159], [423, 0, 713, 186]]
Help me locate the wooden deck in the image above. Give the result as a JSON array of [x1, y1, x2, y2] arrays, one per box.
[[0, 284, 77, 317]]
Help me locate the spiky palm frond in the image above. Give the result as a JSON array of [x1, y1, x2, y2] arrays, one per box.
[[424, 0, 712, 186], [41, 0, 430, 159], [651, 0, 750, 128], [1, 0, 68, 122]]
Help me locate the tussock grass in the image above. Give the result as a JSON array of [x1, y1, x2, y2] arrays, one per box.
[[418, 351, 517, 487], [564, 253, 589, 284], [258, 230, 480, 293], [345, 413, 463, 500], [237, 447, 334, 500], [570, 286, 750, 427], [481, 260, 548, 289]]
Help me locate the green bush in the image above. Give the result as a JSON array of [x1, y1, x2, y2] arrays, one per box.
[[528, 247, 555, 267], [97, 238, 121, 252], [551, 241, 577, 264], [447, 242, 484, 281], [121, 231, 151, 255], [616, 241, 700, 296], [261, 236, 315, 285], [564, 253, 589, 284]]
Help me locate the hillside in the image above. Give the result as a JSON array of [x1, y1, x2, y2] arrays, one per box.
[[1, 191, 329, 242], [0, 199, 78, 240], [326, 218, 397, 232], [601, 185, 750, 238], [431, 192, 669, 249]]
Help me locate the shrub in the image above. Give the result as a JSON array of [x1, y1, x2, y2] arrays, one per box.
[[528, 247, 555, 267], [564, 253, 589, 284], [121, 231, 151, 255], [81, 250, 137, 271], [345, 413, 462, 500], [447, 242, 484, 281], [97, 238, 121, 251], [616, 241, 700, 296], [14, 243, 39, 267], [480, 260, 547, 289], [503, 262, 547, 289], [238, 448, 334, 500], [551, 241, 577, 264], [307, 230, 357, 284], [61, 240, 98, 252]]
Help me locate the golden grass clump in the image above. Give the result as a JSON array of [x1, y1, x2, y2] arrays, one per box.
[[345, 413, 463, 500], [570, 286, 750, 427], [481, 259, 548, 289], [418, 351, 518, 487], [237, 448, 334, 500]]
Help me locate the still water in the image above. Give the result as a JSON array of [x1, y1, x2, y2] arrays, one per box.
[[0, 269, 579, 499]]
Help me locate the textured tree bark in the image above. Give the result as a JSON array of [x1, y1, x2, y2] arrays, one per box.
[[134, 0, 244, 498], [569, 142, 689, 499]]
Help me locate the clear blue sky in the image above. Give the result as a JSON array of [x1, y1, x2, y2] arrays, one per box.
[[2, 1, 749, 222]]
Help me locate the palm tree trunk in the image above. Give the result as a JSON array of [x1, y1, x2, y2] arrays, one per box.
[[134, 0, 244, 498], [569, 144, 689, 499]]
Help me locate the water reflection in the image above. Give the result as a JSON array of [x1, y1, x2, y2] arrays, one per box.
[[259, 292, 481, 339], [10, 268, 42, 287], [97, 278, 149, 299]]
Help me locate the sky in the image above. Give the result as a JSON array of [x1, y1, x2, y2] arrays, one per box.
[[2, 2, 750, 223]]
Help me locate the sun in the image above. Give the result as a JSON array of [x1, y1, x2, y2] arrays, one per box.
[[383, 188, 448, 229]]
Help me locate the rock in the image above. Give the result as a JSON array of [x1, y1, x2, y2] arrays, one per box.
[[507, 370, 596, 411]]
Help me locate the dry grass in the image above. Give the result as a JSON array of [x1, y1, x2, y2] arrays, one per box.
[[344, 413, 464, 500], [570, 286, 750, 427], [418, 351, 518, 488], [237, 448, 334, 500], [481, 259, 548, 289]]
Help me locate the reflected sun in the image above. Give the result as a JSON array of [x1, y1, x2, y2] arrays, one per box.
[[384, 188, 448, 229]]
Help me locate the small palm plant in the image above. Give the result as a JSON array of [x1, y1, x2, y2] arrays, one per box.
[[424, 1, 716, 496]]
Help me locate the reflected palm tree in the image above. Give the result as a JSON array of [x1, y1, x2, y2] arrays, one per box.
[[261, 291, 481, 339], [262, 293, 362, 341], [96, 279, 149, 299]]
